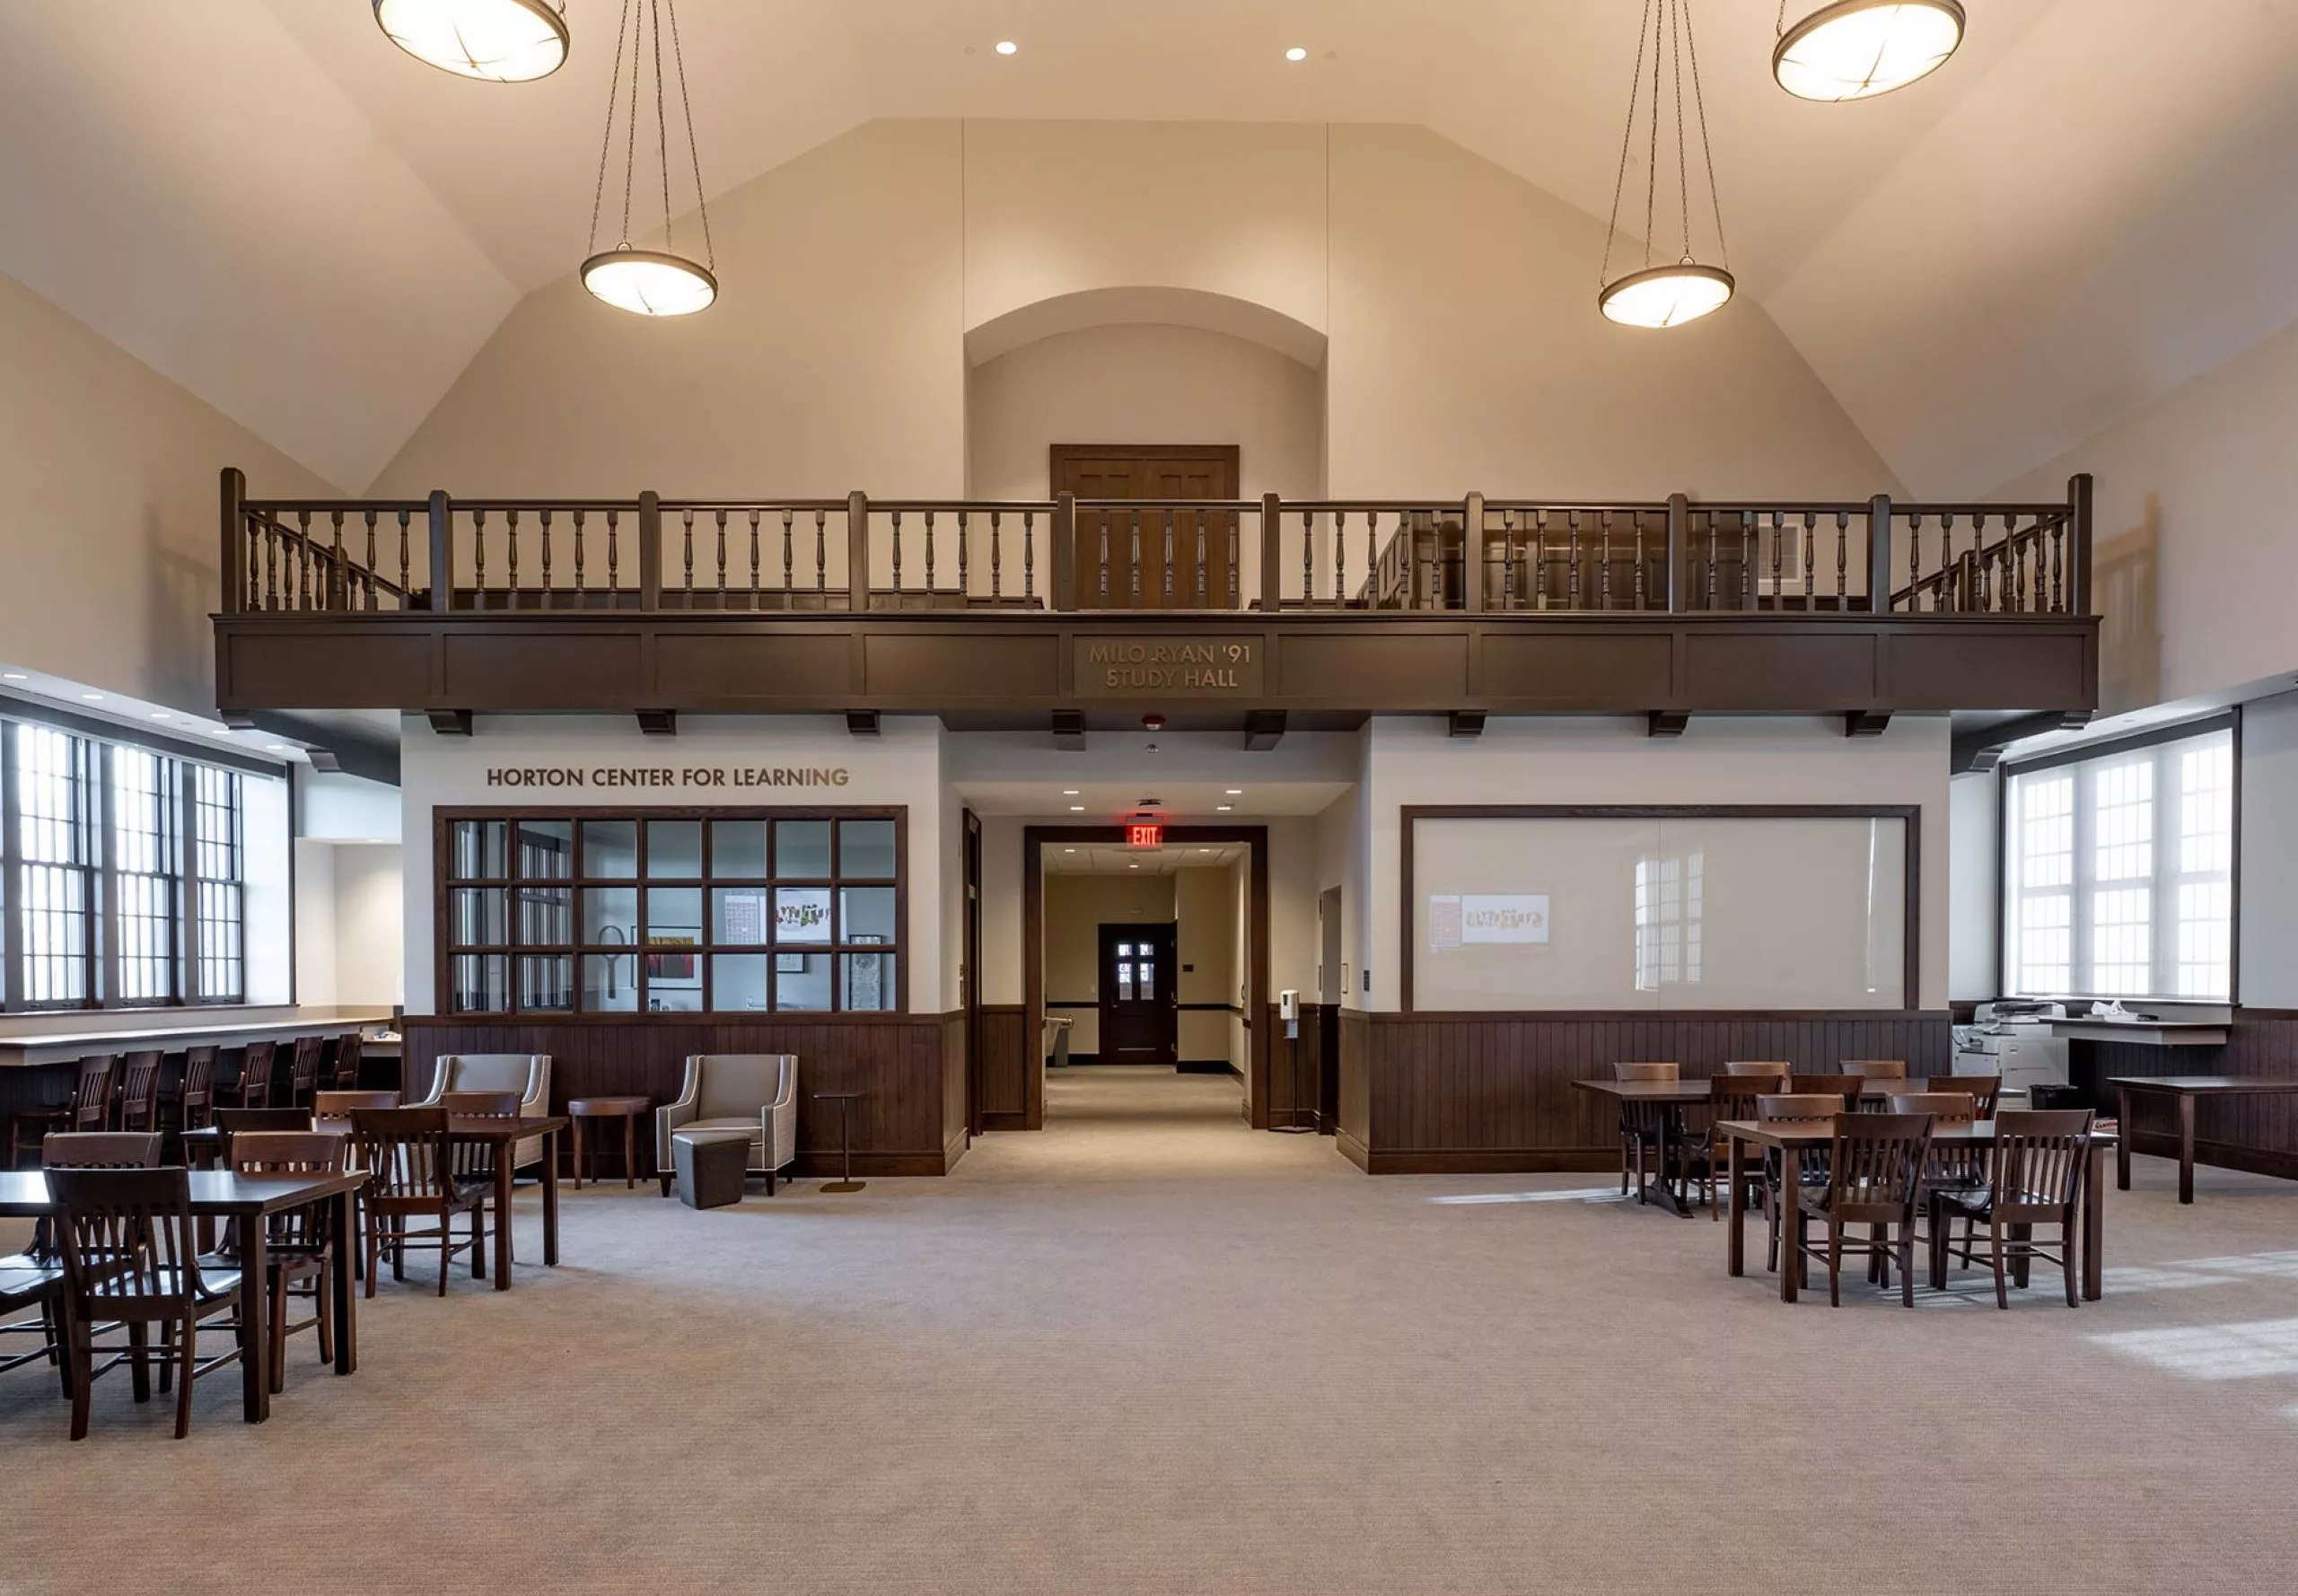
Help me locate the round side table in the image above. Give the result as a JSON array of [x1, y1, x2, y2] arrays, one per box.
[[567, 1095, 652, 1189]]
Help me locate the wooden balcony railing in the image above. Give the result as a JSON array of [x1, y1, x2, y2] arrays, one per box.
[[218, 469, 2092, 622]]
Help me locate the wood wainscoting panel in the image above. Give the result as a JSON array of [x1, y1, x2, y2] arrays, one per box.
[[221, 627, 434, 707], [442, 631, 646, 708], [940, 1009, 969, 1167], [401, 1013, 966, 1177], [864, 633, 1063, 705], [1274, 633, 1469, 705], [1348, 1010, 1951, 1174], [653, 630, 855, 703], [1478, 629, 1673, 708], [1682, 632, 1878, 709], [2078, 1010, 2298, 1182], [1884, 627, 2093, 710], [976, 1004, 1031, 1131]]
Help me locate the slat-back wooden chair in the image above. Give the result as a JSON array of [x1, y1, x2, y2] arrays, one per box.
[[1609, 1062, 1679, 1199], [351, 1107, 487, 1298], [285, 1035, 327, 1109], [227, 1131, 346, 1390], [225, 1042, 276, 1109], [112, 1051, 165, 1134], [1841, 1060, 1908, 1080], [1756, 1093, 1842, 1275], [0, 1133, 163, 1392], [1932, 1109, 2094, 1309], [1786, 1074, 1863, 1109], [1796, 1113, 1934, 1308], [1924, 1075, 2000, 1118], [48, 1167, 244, 1439], [7, 1056, 118, 1169], [1723, 1060, 1794, 1076], [324, 1033, 364, 1092], [1696, 1072, 1785, 1220], [163, 1046, 220, 1139]]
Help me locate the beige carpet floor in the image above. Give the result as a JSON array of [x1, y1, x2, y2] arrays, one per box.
[[7, 1065, 2298, 1594]]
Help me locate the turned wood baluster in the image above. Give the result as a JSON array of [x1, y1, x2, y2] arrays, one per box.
[[539, 509, 555, 604], [1228, 513, 1240, 608], [1329, 509, 1342, 605], [572, 509, 586, 595], [1634, 513, 1647, 609], [1129, 508, 1142, 602], [774, 509, 788, 601], [814, 509, 828, 600], [1197, 509, 1208, 605], [1301, 507, 1313, 606], [396, 508, 411, 608], [1098, 513, 1110, 604], [505, 508, 522, 605], [745, 509, 759, 601], [606, 509, 619, 593], [957, 510, 969, 603], [1799, 513, 1816, 612], [1833, 510, 1847, 606], [1499, 510, 1517, 609], [679, 510, 694, 596], [471, 508, 487, 604], [1908, 512, 1923, 609], [890, 508, 904, 598], [359, 511, 377, 611], [1703, 512, 1717, 610], [325, 510, 344, 611], [1163, 508, 1176, 603], [711, 510, 726, 602], [988, 509, 1002, 602], [924, 509, 938, 598], [1361, 511, 1375, 604]]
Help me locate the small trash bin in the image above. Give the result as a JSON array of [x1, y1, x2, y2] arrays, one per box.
[[2029, 1083, 2087, 1112]]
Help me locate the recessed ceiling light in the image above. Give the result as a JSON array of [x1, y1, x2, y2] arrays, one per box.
[[1285, 47, 1308, 62], [1062, 789, 1079, 796], [2, 672, 24, 681], [995, 39, 1018, 56], [1224, 789, 1242, 795], [267, 744, 287, 752], [1064, 848, 1076, 854], [1069, 805, 1085, 811], [1128, 864, 1139, 870], [1216, 804, 1233, 812], [150, 712, 171, 720], [80, 693, 103, 702]]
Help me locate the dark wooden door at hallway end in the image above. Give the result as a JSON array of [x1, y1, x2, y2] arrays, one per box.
[[1098, 922, 1178, 1068], [1052, 444, 1241, 610]]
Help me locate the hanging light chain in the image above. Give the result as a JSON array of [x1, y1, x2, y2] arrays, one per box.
[[620, 0, 643, 246], [663, 0, 716, 271], [1598, 0, 1657, 290], [652, 0, 674, 254], [587, 0, 636, 255], [1641, 0, 1661, 270], [1671, 0, 1691, 261], [1683, 0, 1729, 270], [1599, 0, 1732, 295]]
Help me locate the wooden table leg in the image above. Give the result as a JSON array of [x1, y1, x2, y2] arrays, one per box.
[[2178, 1094, 2197, 1205], [542, 1127, 560, 1267], [1779, 1162, 1802, 1304], [2117, 1086, 2133, 1190], [622, 1112, 636, 1190], [492, 1153, 513, 1291], [570, 1113, 584, 1191], [330, 1188, 357, 1374], [240, 1225, 270, 1422], [2083, 1140, 2105, 1302], [1726, 1135, 1746, 1276]]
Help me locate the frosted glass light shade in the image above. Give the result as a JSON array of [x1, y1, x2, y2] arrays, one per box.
[[1774, 1, 1965, 101], [1599, 264, 1734, 329], [373, 0, 569, 83], [582, 250, 719, 317]]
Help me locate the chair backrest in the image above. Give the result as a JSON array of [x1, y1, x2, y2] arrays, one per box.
[[69, 1055, 117, 1129], [1612, 1061, 1679, 1083], [1756, 1093, 1842, 1124], [288, 1034, 327, 1092], [314, 1090, 399, 1123], [1786, 1074, 1862, 1109], [1992, 1109, 2093, 1212], [215, 1108, 311, 1136], [1925, 1075, 1999, 1118], [1887, 1092, 1977, 1122], [231, 1130, 346, 1176], [1723, 1061, 1793, 1076], [115, 1050, 164, 1130], [441, 1090, 522, 1118], [435, 1054, 544, 1101], [690, 1055, 795, 1118], [48, 1166, 207, 1307], [235, 1041, 276, 1107], [353, 1106, 454, 1203], [1709, 1074, 1782, 1121], [43, 1132, 163, 1169], [1841, 1059, 1908, 1079], [326, 1033, 364, 1090], [1828, 1112, 1934, 1208], [179, 1046, 220, 1120]]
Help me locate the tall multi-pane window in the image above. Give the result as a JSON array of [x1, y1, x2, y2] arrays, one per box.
[[2003, 722, 2235, 1001], [2, 717, 251, 1010]]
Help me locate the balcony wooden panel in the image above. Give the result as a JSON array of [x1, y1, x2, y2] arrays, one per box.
[[442, 631, 644, 708], [1883, 627, 2094, 710], [1276, 632, 1469, 704], [864, 632, 1064, 705], [655, 629, 855, 704], [1684, 631, 1879, 709], [1478, 629, 1673, 708], [221, 627, 433, 707]]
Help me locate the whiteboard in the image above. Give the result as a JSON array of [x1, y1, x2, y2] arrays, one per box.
[[1410, 813, 1908, 1011]]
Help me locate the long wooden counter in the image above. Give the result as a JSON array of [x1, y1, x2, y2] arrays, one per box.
[[0, 1009, 395, 1069]]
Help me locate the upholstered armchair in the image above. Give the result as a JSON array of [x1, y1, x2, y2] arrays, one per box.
[[414, 1055, 552, 1170], [656, 1055, 797, 1197]]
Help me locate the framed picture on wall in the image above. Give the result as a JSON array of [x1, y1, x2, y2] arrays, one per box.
[[775, 887, 832, 943], [775, 952, 808, 974], [645, 930, 701, 988]]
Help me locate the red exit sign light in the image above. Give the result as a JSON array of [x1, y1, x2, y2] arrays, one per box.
[[1127, 823, 1163, 848]]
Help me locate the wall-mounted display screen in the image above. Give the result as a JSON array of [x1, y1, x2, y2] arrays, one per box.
[[1408, 809, 1911, 1012]]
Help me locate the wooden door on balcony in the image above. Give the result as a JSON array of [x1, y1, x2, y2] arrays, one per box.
[[1052, 444, 1241, 610]]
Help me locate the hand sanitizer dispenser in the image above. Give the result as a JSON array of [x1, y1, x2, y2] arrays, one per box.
[[1279, 988, 1300, 1039]]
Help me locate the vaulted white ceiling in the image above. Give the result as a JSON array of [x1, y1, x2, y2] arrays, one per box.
[[3, 1, 2293, 496]]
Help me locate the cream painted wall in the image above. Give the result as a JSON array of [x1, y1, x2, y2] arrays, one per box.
[[1173, 864, 1240, 1066], [1992, 311, 2298, 712], [1042, 873, 1174, 1055], [2238, 692, 2298, 1009], [0, 265, 336, 708], [332, 844, 407, 1008], [966, 322, 1323, 499], [1362, 715, 1953, 1013]]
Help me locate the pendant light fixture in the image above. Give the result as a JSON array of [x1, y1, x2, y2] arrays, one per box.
[[1773, 2, 1965, 101], [373, 0, 568, 83], [1598, 0, 1733, 329], [582, 0, 719, 317]]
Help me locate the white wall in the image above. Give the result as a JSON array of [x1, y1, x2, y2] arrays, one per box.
[[2239, 692, 2298, 1008], [966, 322, 1324, 499], [0, 264, 337, 709], [1173, 864, 1239, 1065], [242, 771, 294, 1005], [1949, 771, 2001, 1004], [332, 844, 405, 1008], [1362, 715, 1953, 1013], [398, 714, 949, 1015]]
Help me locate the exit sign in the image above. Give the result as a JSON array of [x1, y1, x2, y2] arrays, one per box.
[[1127, 823, 1163, 849]]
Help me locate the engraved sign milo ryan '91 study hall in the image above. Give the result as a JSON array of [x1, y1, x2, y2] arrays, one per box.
[[1077, 637, 1264, 696]]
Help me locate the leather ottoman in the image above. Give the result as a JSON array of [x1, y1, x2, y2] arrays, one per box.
[[671, 1127, 751, 1210]]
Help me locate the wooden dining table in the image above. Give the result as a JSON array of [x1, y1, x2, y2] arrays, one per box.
[[2109, 1076, 2298, 1205], [183, 1114, 567, 1293], [0, 1168, 366, 1424], [1570, 1078, 1932, 1218], [1715, 1118, 2114, 1304]]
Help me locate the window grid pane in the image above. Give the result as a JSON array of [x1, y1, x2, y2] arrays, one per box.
[[191, 765, 245, 1002], [14, 725, 93, 1006], [111, 747, 180, 1004]]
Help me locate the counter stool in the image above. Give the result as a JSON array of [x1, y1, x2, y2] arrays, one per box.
[[568, 1096, 652, 1189], [671, 1127, 750, 1210]]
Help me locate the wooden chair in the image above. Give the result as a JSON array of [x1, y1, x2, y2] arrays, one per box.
[[224, 1041, 276, 1109], [1756, 1093, 1841, 1274], [1841, 1060, 1908, 1080], [7, 1056, 117, 1169], [1890, 1092, 1985, 1223], [1691, 1073, 1784, 1220], [1932, 1109, 2094, 1309], [226, 1131, 345, 1390], [112, 1051, 165, 1134], [1609, 1062, 1678, 1197], [1786, 1074, 1863, 1109], [1723, 1061, 1793, 1076], [0, 1134, 165, 1395], [43, 1133, 164, 1170], [324, 1033, 364, 1092], [285, 1036, 327, 1109], [314, 1090, 399, 1131], [161, 1046, 220, 1138], [1794, 1113, 1934, 1308], [351, 1107, 488, 1297], [48, 1167, 244, 1440], [1924, 1075, 2000, 1118]]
